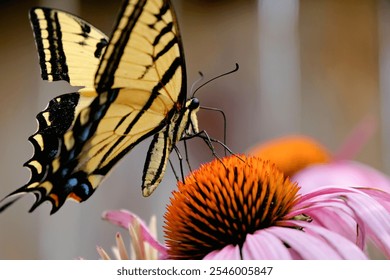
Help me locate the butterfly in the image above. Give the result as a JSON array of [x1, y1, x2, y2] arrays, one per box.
[[0, 0, 203, 214]]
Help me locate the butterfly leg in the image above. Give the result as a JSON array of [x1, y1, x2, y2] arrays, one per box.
[[168, 158, 180, 182], [207, 136, 245, 163], [183, 139, 193, 172], [183, 130, 244, 165], [183, 130, 232, 156], [182, 130, 226, 168], [172, 145, 186, 183]]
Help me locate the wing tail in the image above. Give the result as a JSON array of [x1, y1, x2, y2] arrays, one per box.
[[0, 191, 26, 213], [0, 182, 50, 213], [0, 183, 68, 214]]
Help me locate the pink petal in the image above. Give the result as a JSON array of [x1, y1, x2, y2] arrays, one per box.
[[293, 185, 385, 205], [265, 226, 347, 259], [345, 193, 390, 257], [292, 186, 390, 257], [203, 245, 241, 260], [360, 188, 390, 212], [241, 230, 292, 259], [292, 221, 367, 259], [303, 206, 364, 249], [289, 196, 365, 247], [292, 161, 390, 194], [102, 210, 167, 258]]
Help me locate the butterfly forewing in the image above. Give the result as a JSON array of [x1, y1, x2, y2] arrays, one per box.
[[29, 7, 108, 88], [95, 0, 186, 106]]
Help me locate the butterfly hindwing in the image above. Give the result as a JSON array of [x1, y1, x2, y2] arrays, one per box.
[[29, 7, 108, 88], [25, 92, 82, 182], [0, 92, 95, 212], [47, 87, 175, 212]]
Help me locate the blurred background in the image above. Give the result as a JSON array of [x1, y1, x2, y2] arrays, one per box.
[[0, 0, 389, 259]]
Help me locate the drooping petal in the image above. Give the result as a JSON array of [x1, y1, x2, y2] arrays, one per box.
[[288, 195, 365, 248], [297, 204, 364, 249], [241, 230, 292, 259], [291, 186, 390, 257], [203, 244, 241, 260], [265, 226, 345, 259], [288, 221, 367, 259], [360, 188, 390, 212], [291, 189, 366, 243], [292, 161, 390, 194], [345, 192, 390, 257], [102, 210, 167, 258]]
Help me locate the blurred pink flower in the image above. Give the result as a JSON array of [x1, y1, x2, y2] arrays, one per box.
[[97, 210, 167, 260], [292, 160, 390, 194], [249, 116, 390, 193]]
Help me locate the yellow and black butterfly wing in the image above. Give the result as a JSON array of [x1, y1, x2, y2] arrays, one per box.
[[0, 0, 187, 214], [29, 7, 108, 88], [95, 0, 186, 101], [87, 0, 187, 168]]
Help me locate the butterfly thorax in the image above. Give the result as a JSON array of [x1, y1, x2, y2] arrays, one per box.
[[182, 97, 200, 137]]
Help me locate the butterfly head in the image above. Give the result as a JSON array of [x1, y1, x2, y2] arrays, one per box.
[[187, 97, 200, 110]]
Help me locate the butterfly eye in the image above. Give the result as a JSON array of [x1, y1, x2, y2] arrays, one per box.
[[188, 98, 200, 110]]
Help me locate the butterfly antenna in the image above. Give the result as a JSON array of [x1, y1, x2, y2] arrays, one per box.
[[190, 71, 205, 96], [191, 63, 239, 98]]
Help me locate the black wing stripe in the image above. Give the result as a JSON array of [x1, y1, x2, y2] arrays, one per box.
[[163, 0, 187, 106], [29, 9, 47, 79], [96, 0, 147, 92], [30, 8, 70, 82], [154, 1, 170, 21], [152, 21, 173, 46], [154, 36, 178, 64], [139, 23, 176, 80]]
